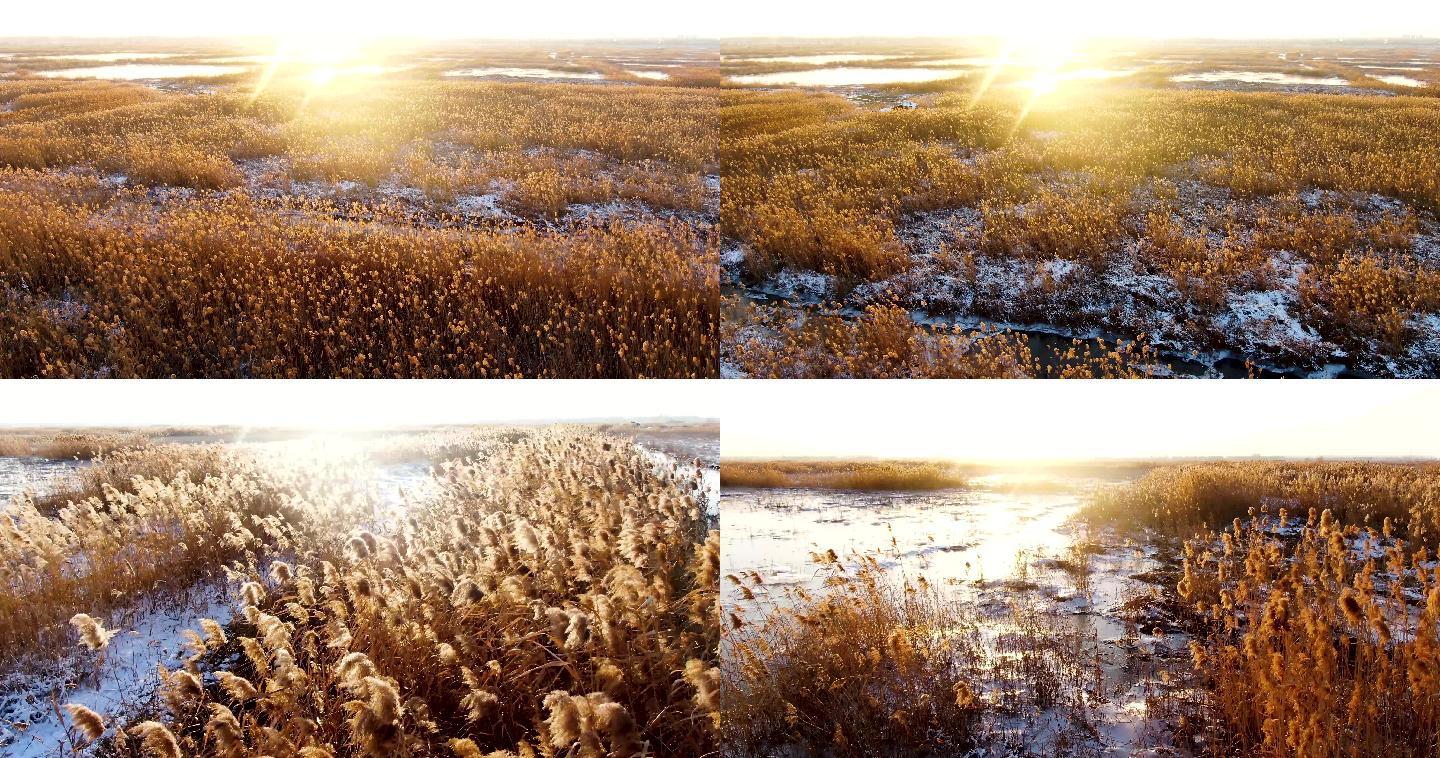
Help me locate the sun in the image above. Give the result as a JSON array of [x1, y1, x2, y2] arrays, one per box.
[[963, 20, 1095, 136], [308, 66, 340, 88], [246, 26, 389, 102], [1007, 29, 1085, 88], [966, 20, 1088, 105]]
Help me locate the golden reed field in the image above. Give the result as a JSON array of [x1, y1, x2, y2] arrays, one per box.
[[6, 37, 1440, 378], [720, 39, 1440, 378], [0, 42, 718, 378], [0, 424, 719, 757]]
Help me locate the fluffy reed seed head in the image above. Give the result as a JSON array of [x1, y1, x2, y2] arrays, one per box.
[[684, 659, 719, 712], [269, 560, 293, 585], [241, 581, 267, 607], [69, 613, 114, 651], [544, 690, 583, 748], [129, 721, 182, 758], [216, 670, 259, 701], [62, 703, 105, 742], [199, 618, 228, 648], [205, 703, 244, 753], [593, 701, 645, 758]]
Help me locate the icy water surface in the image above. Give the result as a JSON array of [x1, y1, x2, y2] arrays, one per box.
[[916, 54, 1092, 68], [36, 53, 185, 62], [721, 483, 1081, 604], [731, 67, 969, 86], [629, 430, 720, 518], [0, 456, 82, 502], [201, 55, 280, 64], [37, 64, 247, 80], [919, 56, 1005, 67], [722, 476, 1194, 755], [1171, 70, 1349, 86], [443, 67, 605, 80], [1374, 74, 1426, 87], [732, 54, 896, 65]]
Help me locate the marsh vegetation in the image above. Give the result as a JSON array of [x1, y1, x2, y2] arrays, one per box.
[[720, 39, 1440, 378], [721, 458, 1440, 755], [0, 41, 719, 378], [0, 422, 720, 757]]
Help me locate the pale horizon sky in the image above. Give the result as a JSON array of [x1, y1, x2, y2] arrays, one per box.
[[0, 1, 706, 41], [3, 381, 1435, 458], [716, 1, 1440, 41], [3, 1, 1436, 41], [0, 381, 713, 429], [719, 382, 1440, 462]]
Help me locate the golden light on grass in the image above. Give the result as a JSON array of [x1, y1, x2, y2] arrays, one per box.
[[720, 459, 969, 490], [721, 46, 1440, 377], [1, 422, 717, 754], [1, 75, 718, 378]]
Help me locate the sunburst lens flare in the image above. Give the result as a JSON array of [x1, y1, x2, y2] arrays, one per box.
[[249, 59, 283, 104], [968, 41, 1014, 108], [244, 29, 388, 102]]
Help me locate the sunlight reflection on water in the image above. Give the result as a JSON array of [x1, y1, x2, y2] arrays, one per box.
[[443, 67, 605, 80], [731, 67, 969, 86], [1171, 70, 1349, 86], [720, 477, 1094, 604], [37, 64, 246, 80]]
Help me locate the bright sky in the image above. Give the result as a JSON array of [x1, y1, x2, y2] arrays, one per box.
[[3, 1, 1435, 40], [0, 381, 712, 429], [716, 0, 1440, 39], [0, 1, 705, 40], [720, 382, 1440, 461]]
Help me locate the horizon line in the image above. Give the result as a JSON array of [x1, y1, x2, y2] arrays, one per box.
[[719, 455, 1440, 463], [1, 34, 1437, 43]]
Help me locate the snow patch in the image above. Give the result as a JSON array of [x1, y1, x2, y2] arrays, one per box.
[[565, 200, 644, 223], [762, 269, 833, 303], [454, 192, 513, 220], [1222, 288, 1321, 348], [0, 586, 233, 758], [719, 245, 746, 268]]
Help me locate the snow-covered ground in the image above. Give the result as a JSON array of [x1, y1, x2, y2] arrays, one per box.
[[0, 585, 232, 757], [227, 150, 717, 233], [0, 441, 437, 757], [723, 177, 1440, 378]]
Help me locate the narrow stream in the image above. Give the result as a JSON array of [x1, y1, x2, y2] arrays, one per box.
[[725, 283, 1309, 378]]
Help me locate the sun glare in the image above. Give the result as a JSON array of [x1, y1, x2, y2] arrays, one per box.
[[308, 66, 339, 88], [246, 16, 395, 102], [967, 21, 1088, 113], [962, 20, 1097, 136]]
